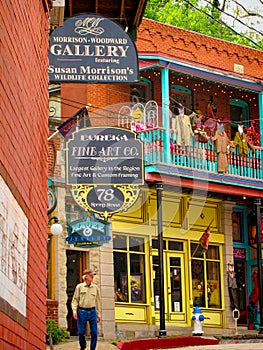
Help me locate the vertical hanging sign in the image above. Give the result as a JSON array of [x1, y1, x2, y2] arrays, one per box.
[[66, 127, 144, 219], [48, 14, 139, 83]]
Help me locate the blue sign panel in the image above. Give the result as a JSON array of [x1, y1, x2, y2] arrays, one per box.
[[66, 216, 110, 248], [48, 14, 139, 83]]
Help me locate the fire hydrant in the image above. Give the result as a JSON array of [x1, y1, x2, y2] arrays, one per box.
[[192, 306, 205, 336]]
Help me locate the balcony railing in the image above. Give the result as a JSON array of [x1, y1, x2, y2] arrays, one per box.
[[136, 127, 263, 188]]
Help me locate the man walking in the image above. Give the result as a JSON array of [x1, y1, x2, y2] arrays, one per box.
[[72, 269, 101, 350]]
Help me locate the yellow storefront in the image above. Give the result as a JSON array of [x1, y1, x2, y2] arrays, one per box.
[[112, 188, 225, 333]]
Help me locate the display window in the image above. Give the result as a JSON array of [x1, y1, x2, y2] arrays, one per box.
[[191, 243, 221, 309], [113, 234, 146, 303]]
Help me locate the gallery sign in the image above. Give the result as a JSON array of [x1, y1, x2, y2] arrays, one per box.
[[48, 14, 139, 83], [66, 127, 144, 219], [67, 127, 144, 185]]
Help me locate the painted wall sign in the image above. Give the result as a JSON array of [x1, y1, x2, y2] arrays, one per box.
[[66, 216, 110, 248], [0, 176, 28, 317], [66, 127, 144, 185], [48, 14, 139, 83]]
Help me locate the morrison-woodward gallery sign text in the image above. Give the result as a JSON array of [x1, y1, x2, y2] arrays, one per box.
[[48, 14, 138, 83]]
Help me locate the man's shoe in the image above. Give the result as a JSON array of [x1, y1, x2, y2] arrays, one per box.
[[80, 348, 86, 350]]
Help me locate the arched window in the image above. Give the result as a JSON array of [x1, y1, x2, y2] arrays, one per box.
[[130, 77, 152, 104], [170, 85, 193, 115]]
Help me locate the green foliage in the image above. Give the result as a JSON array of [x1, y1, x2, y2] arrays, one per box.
[[144, 0, 262, 49], [46, 319, 69, 344]]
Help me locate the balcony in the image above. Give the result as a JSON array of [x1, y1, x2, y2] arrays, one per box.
[[135, 126, 263, 191], [117, 100, 263, 193]]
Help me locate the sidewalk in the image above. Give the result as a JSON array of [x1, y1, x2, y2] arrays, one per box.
[[47, 337, 116, 349], [177, 341, 263, 349], [47, 335, 263, 350]]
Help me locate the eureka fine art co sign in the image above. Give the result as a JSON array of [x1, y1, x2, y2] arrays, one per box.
[[48, 14, 139, 83], [66, 127, 144, 218]]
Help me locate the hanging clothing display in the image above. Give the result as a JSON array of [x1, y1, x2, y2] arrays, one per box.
[[233, 128, 255, 156], [245, 121, 261, 147], [211, 124, 231, 173], [203, 117, 217, 136], [172, 109, 194, 148]]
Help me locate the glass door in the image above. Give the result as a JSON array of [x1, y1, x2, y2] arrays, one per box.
[[167, 253, 185, 314], [152, 251, 185, 320], [235, 260, 247, 324]]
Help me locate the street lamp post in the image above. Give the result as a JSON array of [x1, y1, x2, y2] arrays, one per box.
[[156, 182, 167, 337], [48, 216, 63, 236], [254, 198, 263, 333]]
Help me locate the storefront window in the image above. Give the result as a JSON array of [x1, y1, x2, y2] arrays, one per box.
[[114, 234, 146, 303], [191, 243, 221, 308], [232, 210, 244, 242]]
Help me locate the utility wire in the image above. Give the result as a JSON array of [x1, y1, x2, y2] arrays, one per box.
[[144, 0, 263, 49], [181, 0, 263, 49], [202, 0, 263, 36], [49, 96, 262, 125]]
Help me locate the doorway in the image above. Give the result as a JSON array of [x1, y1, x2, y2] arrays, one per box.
[[167, 253, 185, 314], [66, 250, 89, 335], [234, 260, 248, 324], [152, 248, 186, 323]]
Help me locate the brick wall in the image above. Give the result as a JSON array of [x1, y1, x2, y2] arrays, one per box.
[[0, 1, 49, 349], [61, 83, 130, 127], [47, 299, 59, 323], [137, 18, 263, 81]]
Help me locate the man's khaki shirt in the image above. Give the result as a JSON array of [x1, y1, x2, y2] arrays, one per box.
[[71, 282, 101, 317]]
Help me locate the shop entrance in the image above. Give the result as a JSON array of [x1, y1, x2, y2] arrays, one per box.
[[66, 250, 88, 335], [167, 253, 185, 315], [153, 249, 186, 323], [234, 260, 248, 324]]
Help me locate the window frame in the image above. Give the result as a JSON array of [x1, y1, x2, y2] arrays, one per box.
[[191, 243, 222, 309], [113, 233, 147, 304]]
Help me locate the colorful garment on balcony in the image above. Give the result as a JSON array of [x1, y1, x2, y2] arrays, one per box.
[[233, 131, 255, 156], [211, 129, 231, 173], [203, 117, 217, 136], [172, 113, 194, 148], [245, 121, 260, 147]]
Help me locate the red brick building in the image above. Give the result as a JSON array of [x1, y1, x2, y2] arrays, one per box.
[[0, 1, 50, 349]]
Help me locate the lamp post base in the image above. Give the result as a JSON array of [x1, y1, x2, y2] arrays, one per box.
[[158, 330, 167, 337]]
